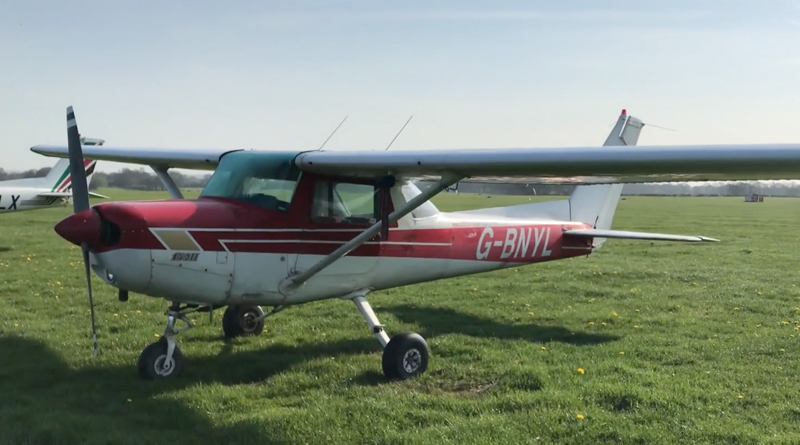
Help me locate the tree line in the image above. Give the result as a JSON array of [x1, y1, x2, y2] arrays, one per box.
[[0, 166, 211, 190]]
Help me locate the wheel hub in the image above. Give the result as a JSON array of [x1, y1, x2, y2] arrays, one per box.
[[154, 354, 175, 376], [239, 310, 258, 332], [402, 348, 421, 373]]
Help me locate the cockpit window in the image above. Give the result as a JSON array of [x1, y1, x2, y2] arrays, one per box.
[[311, 180, 379, 225], [200, 151, 302, 212]]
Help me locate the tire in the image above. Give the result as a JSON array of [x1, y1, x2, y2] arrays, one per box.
[[137, 338, 185, 380], [222, 305, 265, 339], [381, 332, 429, 380]]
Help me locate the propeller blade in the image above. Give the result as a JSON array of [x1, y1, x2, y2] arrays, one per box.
[[66, 106, 90, 214], [82, 243, 99, 357]]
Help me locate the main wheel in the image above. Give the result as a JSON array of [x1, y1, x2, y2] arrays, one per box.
[[222, 305, 265, 339], [381, 332, 429, 380], [137, 338, 185, 380]]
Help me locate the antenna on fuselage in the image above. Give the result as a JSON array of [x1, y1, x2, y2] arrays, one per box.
[[316, 115, 349, 151], [383, 115, 413, 151]]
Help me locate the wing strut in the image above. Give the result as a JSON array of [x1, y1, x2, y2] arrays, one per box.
[[279, 173, 463, 293], [151, 167, 184, 199]]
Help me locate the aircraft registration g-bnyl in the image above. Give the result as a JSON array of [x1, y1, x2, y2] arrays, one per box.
[[0, 137, 108, 213], [31, 107, 800, 381]]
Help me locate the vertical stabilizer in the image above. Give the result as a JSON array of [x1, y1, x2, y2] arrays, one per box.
[[568, 110, 645, 248], [44, 137, 104, 192]]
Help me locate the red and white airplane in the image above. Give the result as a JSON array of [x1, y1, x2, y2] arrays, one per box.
[[32, 107, 800, 381]]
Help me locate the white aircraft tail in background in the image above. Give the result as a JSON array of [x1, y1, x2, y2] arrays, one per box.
[[0, 137, 108, 213]]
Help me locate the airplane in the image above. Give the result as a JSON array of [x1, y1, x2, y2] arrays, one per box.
[[32, 106, 800, 381], [0, 136, 108, 213]]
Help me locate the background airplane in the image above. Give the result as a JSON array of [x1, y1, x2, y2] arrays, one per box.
[[0, 136, 108, 213]]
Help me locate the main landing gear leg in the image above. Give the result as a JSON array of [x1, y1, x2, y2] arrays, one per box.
[[349, 294, 429, 380], [137, 302, 195, 380]]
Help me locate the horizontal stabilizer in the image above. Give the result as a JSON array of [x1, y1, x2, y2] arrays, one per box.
[[39, 191, 110, 199], [563, 228, 719, 243]]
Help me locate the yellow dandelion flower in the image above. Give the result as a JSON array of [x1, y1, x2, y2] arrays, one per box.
[[737, 395, 744, 400], [601, 322, 607, 326], [576, 414, 585, 420], [588, 322, 594, 326], [780, 349, 786, 353], [619, 351, 625, 355], [576, 368, 585, 375], [611, 311, 618, 317], [541, 346, 547, 351], [26, 257, 30, 261], [113, 313, 119, 317]]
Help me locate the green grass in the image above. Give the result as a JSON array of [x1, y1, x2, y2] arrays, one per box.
[[1, 189, 799, 444]]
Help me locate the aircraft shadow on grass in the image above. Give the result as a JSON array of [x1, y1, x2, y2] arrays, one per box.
[[0, 335, 382, 444], [0, 306, 618, 442], [381, 304, 620, 346]]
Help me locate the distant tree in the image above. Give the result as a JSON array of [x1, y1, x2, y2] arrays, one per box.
[[90, 173, 108, 190]]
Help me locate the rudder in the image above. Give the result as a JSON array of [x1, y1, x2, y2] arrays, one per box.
[[568, 110, 645, 247]]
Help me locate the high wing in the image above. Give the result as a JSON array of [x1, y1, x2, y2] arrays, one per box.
[[31, 143, 800, 184], [38, 191, 110, 199], [30, 145, 233, 171], [292, 144, 800, 183]]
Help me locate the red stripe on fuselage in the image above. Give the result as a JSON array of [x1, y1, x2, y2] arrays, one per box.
[[105, 225, 591, 263], [90, 200, 592, 263]]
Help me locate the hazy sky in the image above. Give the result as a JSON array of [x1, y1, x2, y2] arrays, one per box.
[[2, 0, 800, 173]]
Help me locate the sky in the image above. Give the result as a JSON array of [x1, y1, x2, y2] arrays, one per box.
[[2, 0, 800, 174]]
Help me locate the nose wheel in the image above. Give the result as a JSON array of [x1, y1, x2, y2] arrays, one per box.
[[138, 337, 185, 379], [137, 303, 195, 380]]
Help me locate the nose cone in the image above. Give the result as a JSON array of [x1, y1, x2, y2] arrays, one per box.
[[55, 209, 101, 247]]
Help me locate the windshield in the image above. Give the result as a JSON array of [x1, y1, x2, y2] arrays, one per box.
[[200, 151, 302, 212]]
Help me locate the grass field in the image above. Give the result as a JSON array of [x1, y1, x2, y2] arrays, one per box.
[[1, 189, 799, 444]]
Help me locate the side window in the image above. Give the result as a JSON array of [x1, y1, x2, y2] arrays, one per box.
[[312, 180, 379, 225]]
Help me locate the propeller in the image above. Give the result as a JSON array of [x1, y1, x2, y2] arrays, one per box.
[[66, 106, 99, 357]]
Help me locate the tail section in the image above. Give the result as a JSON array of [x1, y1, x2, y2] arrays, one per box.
[[44, 137, 104, 192], [567, 110, 645, 247], [445, 110, 646, 230]]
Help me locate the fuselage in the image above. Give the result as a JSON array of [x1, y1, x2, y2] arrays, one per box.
[[53, 150, 595, 308], [0, 186, 67, 213]]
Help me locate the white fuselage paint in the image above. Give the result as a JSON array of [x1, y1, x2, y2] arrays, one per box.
[[90, 212, 591, 308], [0, 187, 69, 213]]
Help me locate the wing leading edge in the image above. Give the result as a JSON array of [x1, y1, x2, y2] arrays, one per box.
[[31, 141, 800, 185], [294, 143, 800, 184], [30, 145, 237, 171]]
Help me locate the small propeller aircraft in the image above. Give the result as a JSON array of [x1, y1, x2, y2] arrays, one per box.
[[32, 107, 800, 381], [0, 136, 108, 213]]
